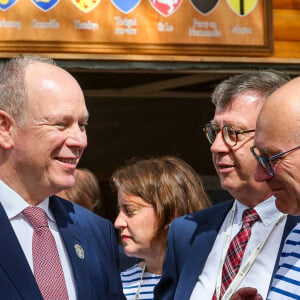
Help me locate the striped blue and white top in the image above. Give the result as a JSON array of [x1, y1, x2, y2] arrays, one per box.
[[268, 224, 300, 300], [121, 264, 161, 300]]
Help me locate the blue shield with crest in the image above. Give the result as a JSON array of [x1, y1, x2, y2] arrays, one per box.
[[31, 0, 59, 12], [111, 0, 141, 14], [0, 0, 17, 11]]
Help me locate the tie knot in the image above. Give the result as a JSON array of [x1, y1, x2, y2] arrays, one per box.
[[23, 207, 48, 229], [242, 208, 259, 226]]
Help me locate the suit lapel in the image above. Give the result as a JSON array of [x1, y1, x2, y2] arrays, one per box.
[[50, 196, 91, 300], [174, 202, 300, 299], [176, 201, 234, 299], [0, 203, 42, 299]]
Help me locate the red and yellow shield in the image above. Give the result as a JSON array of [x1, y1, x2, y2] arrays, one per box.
[[70, 0, 101, 13], [226, 0, 258, 17]]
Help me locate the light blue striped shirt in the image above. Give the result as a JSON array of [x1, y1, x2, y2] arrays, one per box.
[[121, 264, 161, 300], [268, 224, 300, 300]]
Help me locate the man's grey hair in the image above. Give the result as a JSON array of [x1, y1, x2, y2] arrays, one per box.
[[0, 55, 56, 125], [212, 69, 291, 108]]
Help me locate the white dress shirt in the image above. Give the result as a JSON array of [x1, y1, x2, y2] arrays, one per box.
[[190, 196, 287, 300], [0, 180, 77, 300]]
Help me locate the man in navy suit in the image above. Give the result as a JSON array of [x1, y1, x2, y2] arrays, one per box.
[[155, 70, 299, 300], [231, 78, 300, 300], [0, 56, 124, 299]]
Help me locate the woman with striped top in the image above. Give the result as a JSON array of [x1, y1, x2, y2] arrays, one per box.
[[112, 156, 211, 300]]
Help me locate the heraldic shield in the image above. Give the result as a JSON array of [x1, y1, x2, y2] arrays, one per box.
[[149, 0, 183, 17], [70, 0, 101, 13], [226, 0, 258, 16], [111, 0, 141, 14], [190, 0, 219, 15], [0, 0, 17, 11], [32, 0, 59, 11]]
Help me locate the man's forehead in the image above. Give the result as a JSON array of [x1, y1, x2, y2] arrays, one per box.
[[254, 124, 268, 152], [216, 92, 263, 109], [254, 77, 300, 152], [210, 119, 249, 129], [255, 109, 282, 154], [213, 107, 259, 128]]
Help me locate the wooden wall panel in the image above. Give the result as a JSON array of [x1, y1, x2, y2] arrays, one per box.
[[273, 0, 300, 9], [274, 9, 300, 41], [295, 0, 300, 8], [0, 0, 273, 57], [0, 1, 300, 61], [274, 41, 300, 58], [273, 0, 293, 9], [273, 0, 300, 59]]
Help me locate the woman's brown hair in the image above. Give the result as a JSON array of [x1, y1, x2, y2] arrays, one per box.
[[112, 156, 211, 240]]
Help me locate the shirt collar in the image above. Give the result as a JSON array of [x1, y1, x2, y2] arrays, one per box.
[[0, 180, 55, 222], [235, 196, 285, 226]]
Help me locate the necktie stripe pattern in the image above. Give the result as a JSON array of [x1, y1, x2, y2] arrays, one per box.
[[213, 208, 259, 300], [23, 206, 69, 300]]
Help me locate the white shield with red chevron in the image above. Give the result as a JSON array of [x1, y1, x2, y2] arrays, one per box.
[[149, 0, 183, 17]]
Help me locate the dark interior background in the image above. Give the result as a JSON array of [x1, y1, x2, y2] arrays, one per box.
[[57, 60, 299, 223]]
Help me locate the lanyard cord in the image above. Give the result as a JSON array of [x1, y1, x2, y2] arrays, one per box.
[[215, 201, 286, 300], [135, 262, 147, 300]]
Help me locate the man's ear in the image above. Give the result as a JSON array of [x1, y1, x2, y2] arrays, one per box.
[[0, 110, 14, 149]]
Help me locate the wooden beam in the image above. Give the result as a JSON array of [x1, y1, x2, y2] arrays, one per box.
[[84, 89, 211, 99], [117, 74, 224, 96]]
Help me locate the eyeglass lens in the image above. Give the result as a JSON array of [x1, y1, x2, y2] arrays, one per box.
[[206, 126, 216, 144], [223, 127, 236, 146], [251, 147, 273, 176], [258, 157, 273, 176], [205, 125, 236, 147]]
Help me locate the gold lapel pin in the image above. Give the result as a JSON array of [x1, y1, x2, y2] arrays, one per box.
[[74, 244, 85, 259]]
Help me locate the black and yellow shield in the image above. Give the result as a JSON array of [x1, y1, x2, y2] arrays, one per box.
[[226, 0, 258, 16]]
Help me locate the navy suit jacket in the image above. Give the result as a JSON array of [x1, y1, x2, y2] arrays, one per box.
[[0, 195, 125, 300], [155, 200, 300, 300]]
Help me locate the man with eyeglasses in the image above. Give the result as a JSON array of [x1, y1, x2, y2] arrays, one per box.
[[231, 77, 300, 300], [155, 70, 300, 300]]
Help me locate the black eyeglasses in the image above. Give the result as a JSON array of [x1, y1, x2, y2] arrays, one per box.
[[250, 145, 300, 177], [203, 123, 256, 147]]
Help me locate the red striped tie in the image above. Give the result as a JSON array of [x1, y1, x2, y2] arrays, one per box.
[[213, 208, 259, 299], [23, 206, 69, 300]]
